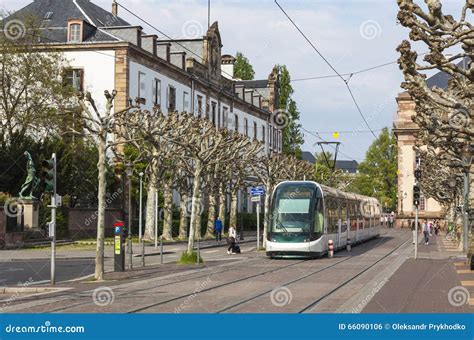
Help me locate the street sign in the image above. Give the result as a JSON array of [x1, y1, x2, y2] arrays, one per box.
[[251, 195, 261, 203], [251, 186, 265, 196]]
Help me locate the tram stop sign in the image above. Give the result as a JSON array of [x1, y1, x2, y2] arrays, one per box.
[[251, 186, 265, 196]]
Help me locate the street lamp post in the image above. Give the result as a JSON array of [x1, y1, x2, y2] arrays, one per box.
[[125, 163, 133, 270], [462, 145, 472, 254], [139, 172, 145, 267]]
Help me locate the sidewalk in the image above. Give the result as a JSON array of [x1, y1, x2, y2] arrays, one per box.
[[363, 232, 473, 313]]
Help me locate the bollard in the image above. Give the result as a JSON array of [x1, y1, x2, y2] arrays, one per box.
[[197, 238, 200, 264], [328, 239, 334, 258], [141, 239, 145, 267], [160, 236, 163, 265], [346, 238, 351, 252]]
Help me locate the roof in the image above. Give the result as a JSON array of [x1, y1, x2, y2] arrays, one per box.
[[301, 151, 316, 164], [426, 57, 470, 89], [4, 0, 130, 43], [335, 160, 359, 173], [238, 79, 269, 88]]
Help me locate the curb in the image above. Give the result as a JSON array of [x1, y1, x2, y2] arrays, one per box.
[[0, 287, 71, 294]]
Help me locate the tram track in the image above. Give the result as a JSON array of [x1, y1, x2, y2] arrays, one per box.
[[216, 235, 409, 313], [298, 237, 411, 313], [127, 258, 311, 313], [44, 256, 275, 313]]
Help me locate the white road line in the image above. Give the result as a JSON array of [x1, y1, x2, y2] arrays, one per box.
[[203, 249, 220, 254]]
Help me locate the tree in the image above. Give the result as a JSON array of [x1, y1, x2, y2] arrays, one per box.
[[233, 52, 255, 80], [275, 65, 304, 158], [76, 90, 130, 280], [351, 128, 397, 210], [0, 15, 76, 147]]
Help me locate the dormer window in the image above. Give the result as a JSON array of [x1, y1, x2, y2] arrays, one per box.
[[67, 20, 83, 43]]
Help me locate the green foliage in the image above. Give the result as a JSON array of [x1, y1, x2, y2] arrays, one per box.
[[0, 134, 116, 207], [178, 251, 203, 264], [0, 14, 77, 146], [276, 65, 304, 158], [233, 52, 255, 80], [350, 128, 398, 210]]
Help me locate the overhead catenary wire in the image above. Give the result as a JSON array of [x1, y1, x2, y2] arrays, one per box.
[[274, 0, 377, 139]]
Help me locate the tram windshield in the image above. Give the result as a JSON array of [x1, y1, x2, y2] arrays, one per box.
[[270, 184, 320, 234]]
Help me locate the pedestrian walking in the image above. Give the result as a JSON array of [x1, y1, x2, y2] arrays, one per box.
[[422, 219, 430, 245], [411, 219, 420, 244], [214, 217, 223, 242], [389, 212, 395, 228], [227, 226, 237, 254]]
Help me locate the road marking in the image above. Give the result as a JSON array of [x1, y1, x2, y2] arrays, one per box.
[[460, 281, 474, 287], [456, 270, 472, 274], [204, 249, 220, 254]]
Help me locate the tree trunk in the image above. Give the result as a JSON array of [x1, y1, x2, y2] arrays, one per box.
[[95, 133, 107, 281], [187, 160, 202, 253], [229, 190, 238, 229], [206, 192, 217, 238], [179, 192, 188, 239], [262, 185, 272, 248], [162, 179, 173, 240], [144, 174, 157, 240], [218, 184, 226, 233]]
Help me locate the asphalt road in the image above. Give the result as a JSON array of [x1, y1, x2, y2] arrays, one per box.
[[0, 259, 95, 286]]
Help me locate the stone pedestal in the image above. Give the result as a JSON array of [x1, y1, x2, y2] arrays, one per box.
[[16, 199, 40, 231]]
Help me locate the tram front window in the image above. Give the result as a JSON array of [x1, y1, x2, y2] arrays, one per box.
[[270, 185, 317, 235]]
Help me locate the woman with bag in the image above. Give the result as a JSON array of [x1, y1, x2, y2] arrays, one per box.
[[227, 226, 237, 254]]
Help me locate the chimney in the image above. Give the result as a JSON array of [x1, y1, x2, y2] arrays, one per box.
[[112, 1, 118, 16], [221, 54, 236, 80]]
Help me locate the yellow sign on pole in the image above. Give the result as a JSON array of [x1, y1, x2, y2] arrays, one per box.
[[114, 236, 121, 255], [332, 132, 339, 139]]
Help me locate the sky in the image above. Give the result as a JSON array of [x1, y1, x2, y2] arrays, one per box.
[[0, 0, 464, 162]]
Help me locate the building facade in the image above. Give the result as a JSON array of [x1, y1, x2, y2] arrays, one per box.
[[393, 92, 445, 227], [8, 0, 282, 155]]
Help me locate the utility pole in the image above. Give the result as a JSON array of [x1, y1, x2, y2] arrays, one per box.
[[42, 154, 57, 284], [413, 155, 421, 260]]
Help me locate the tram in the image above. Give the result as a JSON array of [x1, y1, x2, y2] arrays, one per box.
[[266, 181, 381, 258]]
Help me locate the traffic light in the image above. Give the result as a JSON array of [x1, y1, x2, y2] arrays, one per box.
[[41, 157, 56, 193], [414, 169, 421, 181], [413, 185, 420, 207]]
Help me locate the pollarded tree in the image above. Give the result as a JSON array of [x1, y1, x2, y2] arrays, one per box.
[[396, 0, 473, 184], [76, 90, 131, 280]]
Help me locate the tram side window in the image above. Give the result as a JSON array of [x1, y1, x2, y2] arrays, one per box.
[[350, 202, 358, 231], [341, 201, 348, 233], [314, 198, 324, 235], [326, 197, 338, 234]]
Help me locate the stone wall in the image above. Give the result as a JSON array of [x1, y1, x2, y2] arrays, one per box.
[[67, 208, 124, 240]]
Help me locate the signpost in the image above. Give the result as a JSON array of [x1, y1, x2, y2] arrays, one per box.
[[251, 186, 265, 251], [114, 221, 125, 272]]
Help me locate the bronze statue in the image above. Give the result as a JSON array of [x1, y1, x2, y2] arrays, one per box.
[[19, 151, 39, 199]]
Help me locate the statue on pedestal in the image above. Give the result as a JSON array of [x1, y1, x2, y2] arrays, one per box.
[[19, 151, 40, 199]]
